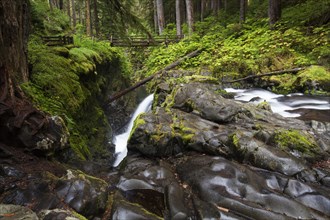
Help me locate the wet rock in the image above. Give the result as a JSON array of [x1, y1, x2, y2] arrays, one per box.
[[1, 169, 107, 218], [0, 204, 38, 220], [54, 169, 108, 217], [284, 179, 330, 215], [18, 115, 69, 156], [1, 180, 62, 211], [113, 155, 194, 219], [110, 191, 163, 220], [177, 155, 329, 219], [165, 183, 188, 219], [171, 83, 251, 123], [38, 209, 83, 220], [0, 165, 24, 178], [190, 197, 223, 219]]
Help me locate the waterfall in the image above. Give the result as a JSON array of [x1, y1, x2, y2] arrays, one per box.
[[112, 94, 154, 167]]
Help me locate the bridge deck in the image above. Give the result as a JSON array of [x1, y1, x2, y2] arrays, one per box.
[[110, 36, 182, 47]]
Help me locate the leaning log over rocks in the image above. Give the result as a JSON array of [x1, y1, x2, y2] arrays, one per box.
[[106, 49, 203, 103]]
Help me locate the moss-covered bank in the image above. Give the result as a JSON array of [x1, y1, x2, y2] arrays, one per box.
[[22, 36, 131, 159]]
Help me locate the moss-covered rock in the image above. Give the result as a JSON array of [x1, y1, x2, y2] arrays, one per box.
[[270, 66, 330, 94], [24, 36, 131, 160], [274, 129, 321, 160]]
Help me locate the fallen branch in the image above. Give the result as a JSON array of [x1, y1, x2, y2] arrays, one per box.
[[222, 67, 306, 84], [106, 49, 203, 103]]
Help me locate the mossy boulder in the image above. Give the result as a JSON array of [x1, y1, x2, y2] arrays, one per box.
[[270, 66, 330, 94], [128, 79, 329, 176], [274, 129, 321, 161], [25, 37, 131, 160]]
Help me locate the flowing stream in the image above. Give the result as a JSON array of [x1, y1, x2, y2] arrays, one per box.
[[225, 88, 330, 119], [112, 94, 154, 167]]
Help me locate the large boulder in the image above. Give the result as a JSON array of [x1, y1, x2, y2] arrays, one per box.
[[129, 82, 327, 176], [122, 72, 330, 218]]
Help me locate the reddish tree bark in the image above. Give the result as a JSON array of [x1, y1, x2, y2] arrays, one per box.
[[0, 0, 67, 153]]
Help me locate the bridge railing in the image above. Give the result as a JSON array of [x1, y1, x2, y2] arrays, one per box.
[[110, 35, 183, 47], [42, 36, 74, 46]]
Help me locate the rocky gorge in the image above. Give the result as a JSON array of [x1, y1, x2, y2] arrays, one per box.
[[1, 70, 329, 219]]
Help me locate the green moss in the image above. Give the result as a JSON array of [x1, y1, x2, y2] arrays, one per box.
[[72, 211, 88, 220], [270, 66, 330, 94], [161, 86, 179, 111], [232, 133, 240, 148], [256, 101, 272, 111], [129, 115, 146, 138], [25, 36, 130, 160], [298, 66, 330, 93], [274, 129, 319, 157]]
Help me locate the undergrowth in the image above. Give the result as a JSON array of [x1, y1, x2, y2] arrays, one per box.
[[138, 0, 330, 94]]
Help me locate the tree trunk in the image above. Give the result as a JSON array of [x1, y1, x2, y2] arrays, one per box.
[[201, 0, 205, 21], [59, 0, 64, 10], [93, 0, 99, 37], [0, 0, 29, 85], [49, 0, 53, 11], [240, 0, 247, 23], [212, 0, 219, 15], [224, 0, 227, 12], [71, 0, 76, 31], [86, 0, 92, 36], [185, 0, 194, 35], [175, 0, 182, 37], [269, 0, 281, 25], [67, 0, 71, 25], [0, 0, 67, 151], [153, 0, 158, 33], [156, 0, 165, 35]]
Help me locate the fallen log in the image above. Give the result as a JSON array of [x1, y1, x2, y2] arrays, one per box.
[[221, 67, 306, 83], [106, 49, 203, 103]]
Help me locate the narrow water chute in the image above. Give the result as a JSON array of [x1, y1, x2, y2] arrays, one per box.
[[112, 94, 154, 167]]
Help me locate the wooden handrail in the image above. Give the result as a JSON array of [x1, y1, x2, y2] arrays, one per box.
[[110, 35, 183, 47], [42, 36, 74, 46]]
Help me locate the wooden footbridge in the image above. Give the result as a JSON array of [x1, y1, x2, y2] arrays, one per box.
[[110, 35, 182, 47], [41, 35, 182, 47]]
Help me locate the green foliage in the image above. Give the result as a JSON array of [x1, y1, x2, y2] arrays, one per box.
[[138, 0, 329, 95], [270, 66, 330, 94], [24, 35, 131, 159], [30, 0, 70, 35], [281, 0, 330, 26]]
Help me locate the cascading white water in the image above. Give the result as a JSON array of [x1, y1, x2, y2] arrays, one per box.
[[225, 88, 330, 117], [112, 94, 154, 167]]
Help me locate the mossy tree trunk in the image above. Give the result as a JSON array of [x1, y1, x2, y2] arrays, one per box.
[[0, 0, 65, 151]]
